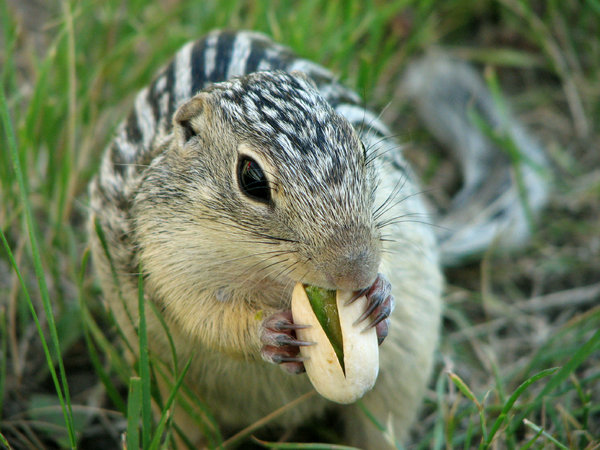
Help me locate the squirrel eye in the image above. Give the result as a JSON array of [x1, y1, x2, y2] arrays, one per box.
[[237, 157, 271, 203]]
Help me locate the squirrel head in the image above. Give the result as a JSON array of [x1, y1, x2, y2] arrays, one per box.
[[135, 71, 382, 302]]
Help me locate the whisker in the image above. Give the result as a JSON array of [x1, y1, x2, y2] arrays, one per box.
[[113, 163, 151, 169], [373, 176, 410, 221], [251, 258, 293, 289], [378, 217, 444, 231], [376, 210, 431, 226], [202, 249, 293, 270], [373, 184, 439, 225], [267, 259, 302, 286], [378, 236, 428, 259], [366, 141, 401, 166]]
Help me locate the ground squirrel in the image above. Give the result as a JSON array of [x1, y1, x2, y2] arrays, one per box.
[[88, 30, 548, 447]]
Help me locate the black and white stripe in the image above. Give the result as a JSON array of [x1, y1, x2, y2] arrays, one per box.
[[100, 30, 393, 203]]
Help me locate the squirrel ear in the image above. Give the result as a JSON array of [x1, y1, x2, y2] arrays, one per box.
[[173, 94, 209, 145]]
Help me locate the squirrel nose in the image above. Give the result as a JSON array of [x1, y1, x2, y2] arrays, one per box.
[[327, 248, 380, 291], [315, 224, 381, 291]]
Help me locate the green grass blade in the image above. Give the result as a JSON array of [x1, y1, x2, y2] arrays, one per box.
[[0, 85, 76, 447], [522, 419, 568, 449], [463, 418, 475, 450], [448, 372, 481, 409], [588, 0, 600, 14], [0, 431, 12, 449], [80, 309, 127, 413], [483, 367, 558, 448], [93, 217, 135, 329], [519, 426, 543, 450], [57, 0, 78, 227], [356, 399, 386, 433], [77, 248, 126, 412], [448, 372, 488, 444], [570, 374, 591, 430], [0, 307, 6, 422], [79, 295, 133, 381], [0, 229, 73, 445], [432, 369, 446, 450], [152, 361, 223, 447], [147, 300, 179, 377], [356, 400, 404, 450], [127, 376, 143, 450], [138, 271, 153, 448], [0, 0, 17, 188], [512, 328, 600, 432], [149, 358, 192, 450]]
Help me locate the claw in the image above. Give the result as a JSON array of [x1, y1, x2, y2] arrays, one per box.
[[375, 319, 389, 345], [276, 334, 315, 347], [275, 322, 311, 331], [362, 312, 387, 332], [349, 274, 395, 345], [354, 297, 381, 325], [272, 354, 308, 364], [261, 310, 309, 372], [345, 288, 369, 306]]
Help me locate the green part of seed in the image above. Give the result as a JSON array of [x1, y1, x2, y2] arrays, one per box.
[[304, 285, 345, 375]]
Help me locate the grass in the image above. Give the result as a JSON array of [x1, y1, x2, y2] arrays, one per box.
[[1, 0, 599, 448]]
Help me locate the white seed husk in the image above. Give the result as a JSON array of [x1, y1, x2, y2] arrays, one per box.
[[291, 283, 379, 404]]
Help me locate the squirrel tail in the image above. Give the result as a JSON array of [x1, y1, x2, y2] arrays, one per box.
[[402, 53, 550, 266]]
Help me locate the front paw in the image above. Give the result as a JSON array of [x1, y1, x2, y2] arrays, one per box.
[[260, 310, 313, 374], [349, 273, 395, 345]]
